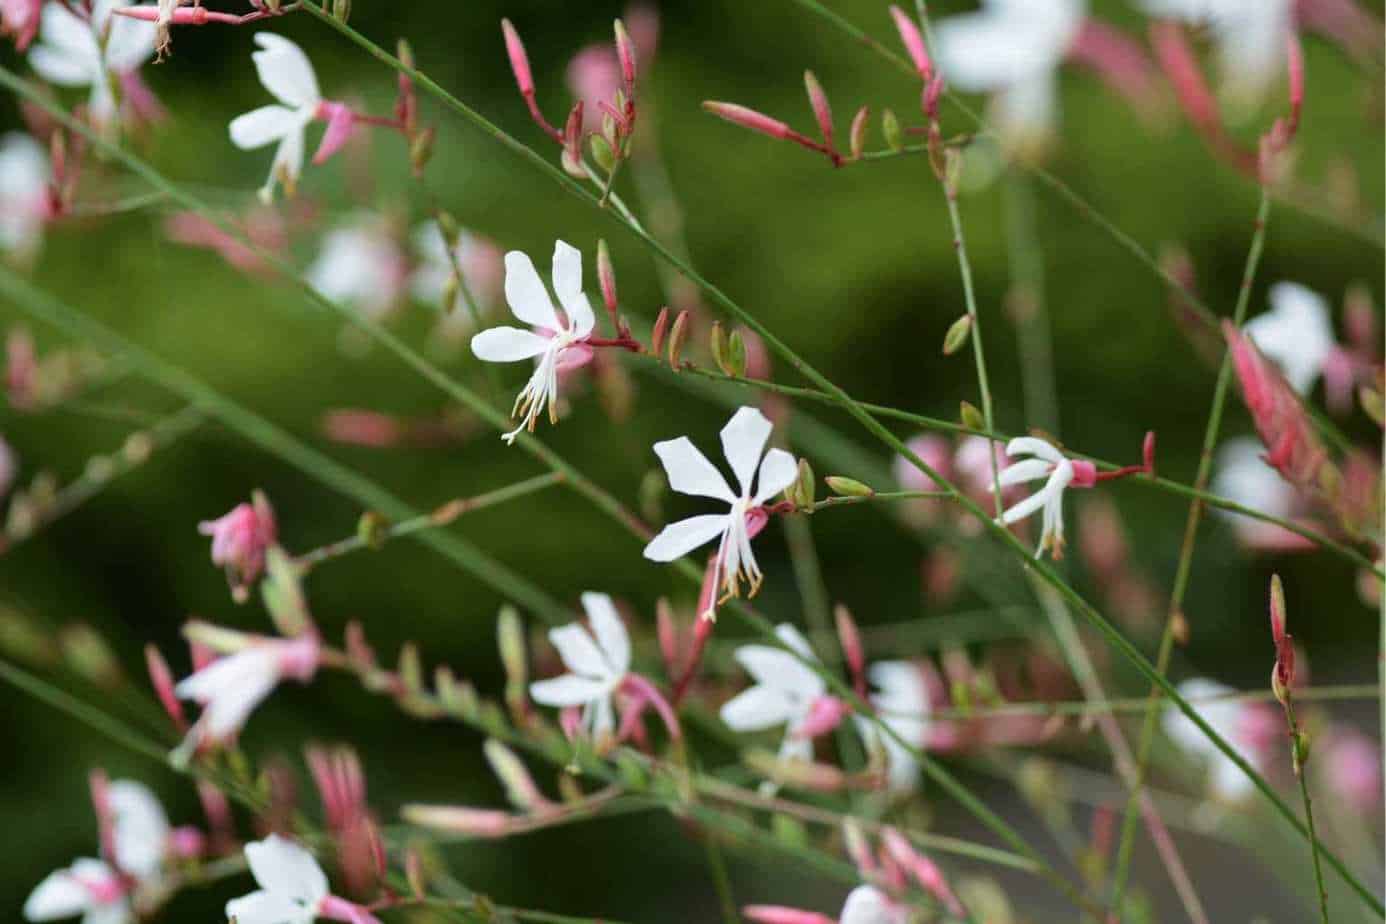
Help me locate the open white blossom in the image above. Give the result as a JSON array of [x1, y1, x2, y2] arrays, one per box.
[[841, 885, 909, 924], [0, 132, 50, 262], [23, 859, 128, 924], [996, 436, 1094, 558], [1211, 437, 1303, 549], [643, 406, 797, 610], [1137, 0, 1292, 106], [720, 624, 824, 763], [229, 33, 322, 203], [855, 661, 930, 792], [1244, 282, 1336, 395], [306, 215, 405, 321], [529, 592, 630, 740], [173, 635, 318, 753], [471, 240, 597, 444], [1162, 677, 1274, 802], [934, 0, 1086, 146], [226, 835, 329, 924], [107, 780, 170, 883], [28, 0, 156, 125]]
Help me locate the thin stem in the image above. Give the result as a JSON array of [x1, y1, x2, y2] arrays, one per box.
[[1003, 171, 1060, 433], [1110, 187, 1273, 910], [1283, 696, 1331, 923], [701, 825, 742, 924], [294, 472, 564, 572]]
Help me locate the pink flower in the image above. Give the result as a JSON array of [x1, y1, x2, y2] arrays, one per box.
[[1324, 727, 1381, 811], [198, 491, 277, 602], [0, 0, 42, 50], [892, 434, 951, 493]]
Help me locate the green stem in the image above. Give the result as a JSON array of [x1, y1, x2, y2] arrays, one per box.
[[1283, 696, 1331, 923], [1109, 187, 1272, 910], [701, 824, 742, 924]]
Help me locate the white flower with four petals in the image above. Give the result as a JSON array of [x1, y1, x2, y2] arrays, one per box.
[[23, 858, 128, 924], [225, 835, 330, 924], [995, 436, 1095, 558], [1243, 281, 1336, 395], [529, 592, 631, 741], [720, 623, 825, 764], [229, 33, 322, 203], [28, 0, 156, 126]]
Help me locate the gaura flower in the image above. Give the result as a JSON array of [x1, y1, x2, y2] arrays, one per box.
[[529, 592, 631, 741], [744, 885, 907, 924], [306, 215, 407, 321], [470, 240, 598, 444], [1161, 677, 1277, 802], [933, 0, 1087, 150], [23, 858, 128, 924], [230, 34, 355, 203], [104, 779, 170, 883], [174, 632, 320, 754], [226, 834, 381, 924], [1243, 282, 1337, 396], [643, 406, 797, 612], [198, 491, 276, 603], [720, 624, 841, 764], [1137, 0, 1293, 107], [995, 436, 1097, 558], [0, 132, 50, 263], [855, 661, 930, 792], [1210, 437, 1311, 550], [27, 0, 157, 127], [410, 222, 504, 345]]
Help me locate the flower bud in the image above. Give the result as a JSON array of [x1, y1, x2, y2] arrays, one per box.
[[145, 643, 187, 731], [803, 70, 834, 150], [1360, 387, 1384, 427], [655, 597, 679, 678], [788, 458, 816, 511], [331, 0, 350, 23], [398, 641, 423, 693], [942, 314, 972, 355], [703, 101, 792, 140], [710, 320, 728, 372], [959, 400, 985, 431], [60, 624, 122, 688], [848, 105, 869, 160], [745, 749, 846, 791], [825, 475, 873, 497], [484, 738, 552, 812], [409, 125, 436, 176], [614, 18, 637, 92], [834, 604, 865, 694], [262, 544, 312, 638], [726, 329, 747, 378], [882, 107, 902, 151], [401, 804, 513, 837], [589, 133, 616, 172], [497, 605, 527, 716], [396, 37, 415, 72], [650, 306, 671, 357], [501, 19, 534, 97], [596, 239, 618, 326], [888, 5, 932, 79], [356, 510, 390, 550], [667, 309, 691, 368]]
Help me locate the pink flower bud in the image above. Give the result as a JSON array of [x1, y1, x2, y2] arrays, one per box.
[[145, 643, 187, 731], [1268, 573, 1287, 648], [1325, 727, 1381, 810], [0, 0, 43, 51], [881, 827, 963, 917], [321, 409, 405, 448], [1069, 459, 1098, 487], [168, 825, 206, 859], [198, 492, 277, 602], [89, 769, 116, 865], [614, 18, 637, 91], [400, 803, 514, 837], [1225, 321, 1328, 489], [318, 894, 383, 924], [893, 434, 951, 492], [795, 695, 850, 739], [702, 101, 792, 140], [1149, 21, 1219, 134], [313, 101, 357, 165], [743, 907, 836, 924], [501, 19, 534, 97], [803, 70, 834, 151], [1285, 30, 1304, 137], [834, 605, 866, 696], [888, 5, 932, 79], [1067, 19, 1161, 119], [197, 780, 236, 854]]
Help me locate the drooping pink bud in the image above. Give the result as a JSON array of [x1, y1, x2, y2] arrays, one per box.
[[888, 5, 932, 79], [501, 19, 534, 97], [1142, 430, 1157, 474], [619, 672, 682, 740], [881, 827, 964, 917], [742, 907, 836, 924], [1149, 21, 1219, 135], [145, 643, 187, 731], [702, 101, 792, 140], [313, 101, 357, 165]]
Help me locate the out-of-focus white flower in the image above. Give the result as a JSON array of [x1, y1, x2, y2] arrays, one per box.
[[229, 33, 322, 203], [410, 223, 504, 344], [995, 436, 1096, 558], [471, 240, 598, 443], [23, 858, 128, 924], [643, 406, 797, 611], [840, 885, 909, 924], [1211, 437, 1309, 550], [720, 624, 827, 763], [934, 0, 1086, 147], [107, 780, 169, 882], [529, 592, 630, 740], [174, 634, 319, 752], [28, 0, 156, 125], [0, 133, 50, 262], [855, 661, 930, 792], [1136, 0, 1293, 106], [226, 835, 325, 924], [1244, 281, 1337, 395], [306, 216, 406, 321], [1162, 677, 1277, 802]]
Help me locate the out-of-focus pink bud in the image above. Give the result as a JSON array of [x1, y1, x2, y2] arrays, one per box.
[[1142, 430, 1157, 474], [743, 907, 836, 924], [614, 18, 637, 92], [567, 44, 622, 126], [893, 434, 951, 492], [922, 74, 945, 120], [888, 5, 932, 79], [313, 101, 358, 165], [198, 492, 278, 603], [6, 325, 36, 408], [655, 599, 679, 680], [1067, 19, 1161, 120], [0, 0, 43, 51], [145, 643, 187, 731], [1325, 727, 1381, 810], [559, 705, 583, 740], [400, 804, 514, 837], [320, 409, 405, 448], [501, 19, 534, 96], [1295, 0, 1383, 61], [197, 779, 236, 854], [317, 894, 383, 924], [118, 72, 166, 124], [795, 695, 850, 739], [803, 70, 834, 151], [834, 605, 866, 697], [1268, 573, 1287, 649], [1149, 22, 1219, 134], [1284, 31, 1304, 137], [881, 827, 964, 917], [703, 101, 791, 140], [89, 769, 116, 865], [922, 548, 961, 605], [848, 105, 870, 159], [1078, 495, 1129, 579], [1225, 322, 1328, 489]]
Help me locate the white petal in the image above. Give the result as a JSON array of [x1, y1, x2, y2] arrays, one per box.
[[24, 869, 93, 921], [997, 457, 1052, 487], [840, 885, 897, 924], [108, 780, 169, 881], [1004, 436, 1064, 463], [29, 45, 96, 87], [548, 622, 609, 677], [999, 485, 1051, 525], [229, 105, 298, 150], [503, 250, 561, 330], [551, 240, 595, 336], [80, 902, 131, 924], [244, 834, 328, 905], [268, 123, 306, 188], [530, 673, 611, 707], [719, 407, 773, 497], [251, 33, 320, 109], [1249, 281, 1335, 394], [735, 641, 823, 701], [177, 649, 280, 740], [720, 684, 796, 731], [225, 890, 314, 924], [642, 513, 730, 562], [581, 592, 630, 676], [753, 448, 798, 505], [105, 7, 156, 72], [774, 623, 816, 661], [653, 437, 736, 503], [470, 326, 552, 363]]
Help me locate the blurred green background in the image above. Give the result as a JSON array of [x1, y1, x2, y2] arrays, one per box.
[[1, 0, 1382, 921]]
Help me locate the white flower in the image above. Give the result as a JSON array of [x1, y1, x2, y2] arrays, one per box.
[[643, 406, 797, 610], [23, 858, 128, 924], [1243, 282, 1336, 395], [229, 33, 322, 203], [306, 215, 405, 320], [0, 132, 50, 262], [720, 624, 825, 763], [107, 780, 169, 883], [995, 436, 1094, 558], [1137, 0, 1292, 106], [840, 885, 909, 924], [1162, 677, 1272, 802], [470, 240, 597, 444], [934, 0, 1086, 145], [225, 835, 329, 924], [1211, 437, 1302, 548], [529, 592, 630, 740], [855, 661, 930, 792], [28, 0, 156, 125], [173, 635, 318, 751]]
